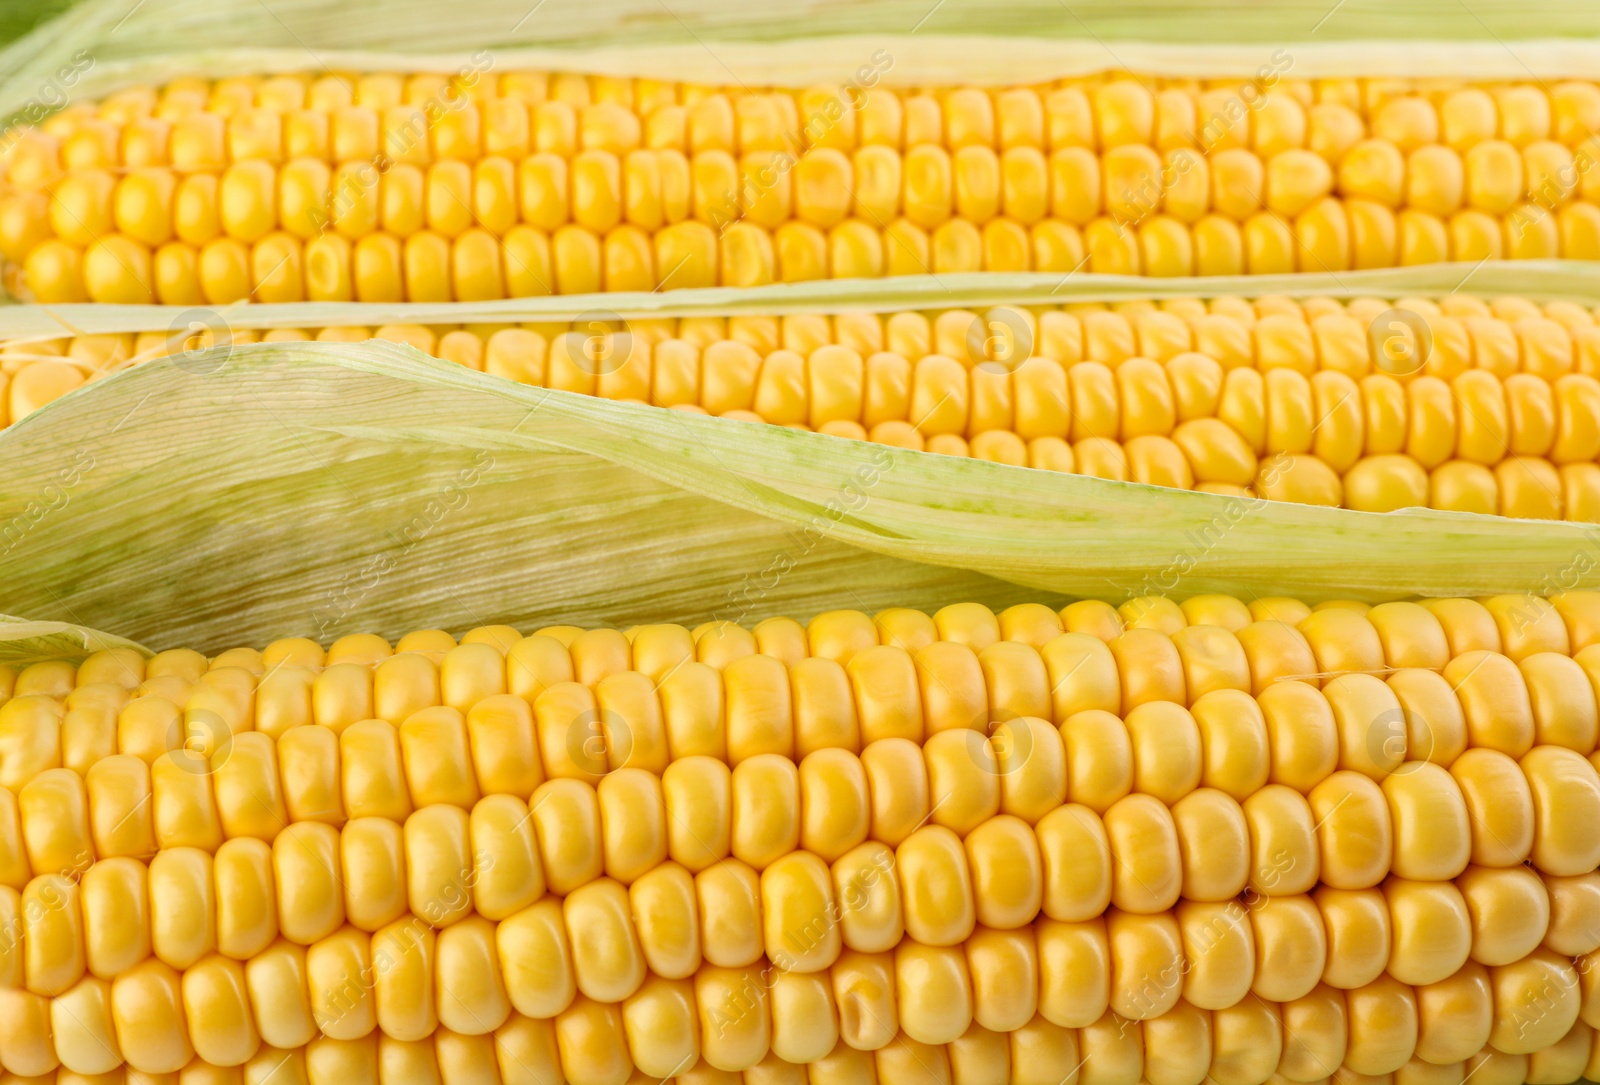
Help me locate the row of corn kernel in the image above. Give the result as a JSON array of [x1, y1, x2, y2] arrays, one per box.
[[17, 806, 1578, 1030], [58, 73, 1600, 147], [1, 863, 1588, 1073], [11, 740, 1590, 994], [2, 942, 1592, 1083], [0, 1005, 554, 1082], [17, 83, 1600, 218], [22, 292, 1600, 380], [11, 1006, 1592, 1085], [15, 589, 1600, 710], [9, 290, 1600, 419], [13, 695, 1600, 935], [2, 730, 1592, 1004], [12, 217, 1075, 305], [22, 199, 1600, 306], [55, 814, 1600, 1007], [2, 591, 1591, 718], [19, 132, 1600, 248], [20, 685, 1600, 901], [159, 919, 1599, 1059], [8, 677, 1596, 961], [14, 618, 1600, 839], [15, 991, 1595, 1085], [0, 1009, 1173, 1085], [33, 75, 1600, 161], [8, 595, 1600, 785]]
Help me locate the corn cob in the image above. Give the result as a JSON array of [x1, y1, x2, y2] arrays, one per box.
[[0, 594, 1598, 1080], [6, 72, 1600, 303], [9, 292, 1600, 518]]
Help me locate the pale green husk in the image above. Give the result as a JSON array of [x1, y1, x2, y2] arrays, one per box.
[[6, 0, 1600, 130], [0, 616, 149, 665], [0, 336, 1594, 655]]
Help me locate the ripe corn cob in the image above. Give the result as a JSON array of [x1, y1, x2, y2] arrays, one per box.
[[7, 71, 1600, 303], [2, 594, 1600, 1080], [9, 291, 1600, 519]]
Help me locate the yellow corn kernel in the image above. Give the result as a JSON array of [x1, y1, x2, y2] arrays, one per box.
[[1339, 140, 1404, 208], [623, 862, 699, 988], [1243, 211, 1295, 273], [1266, 149, 1334, 217], [112, 957, 193, 1074], [1489, 949, 1579, 1054]]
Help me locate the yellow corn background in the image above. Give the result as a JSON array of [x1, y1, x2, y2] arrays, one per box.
[[6, 9, 1600, 1085], [6, 71, 1600, 303], [0, 591, 1597, 1083], [11, 291, 1600, 518]]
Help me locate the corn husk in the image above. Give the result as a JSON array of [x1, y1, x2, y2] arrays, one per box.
[[6, 0, 1600, 128], [0, 615, 149, 664], [0, 336, 1592, 654]]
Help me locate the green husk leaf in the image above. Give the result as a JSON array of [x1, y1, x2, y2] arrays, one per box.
[[0, 337, 1592, 654], [0, 615, 150, 666], [6, 0, 1600, 130]]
